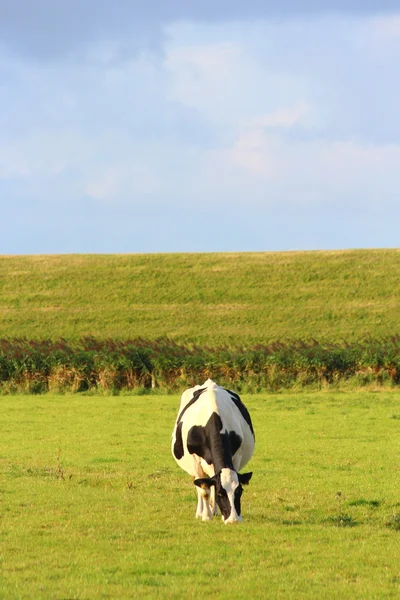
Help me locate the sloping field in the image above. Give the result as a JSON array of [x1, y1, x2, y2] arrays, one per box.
[[1, 249, 400, 344]]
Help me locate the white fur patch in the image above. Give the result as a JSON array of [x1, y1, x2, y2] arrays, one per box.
[[220, 468, 241, 523], [220, 467, 239, 492]]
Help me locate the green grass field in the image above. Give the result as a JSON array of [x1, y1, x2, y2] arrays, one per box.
[[1, 249, 400, 343], [2, 391, 400, 599]]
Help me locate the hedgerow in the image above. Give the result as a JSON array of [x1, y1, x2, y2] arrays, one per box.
[[1, 336, 400, 394]]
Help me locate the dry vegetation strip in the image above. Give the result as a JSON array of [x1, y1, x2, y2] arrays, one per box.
[[1, 336, 400, 394]]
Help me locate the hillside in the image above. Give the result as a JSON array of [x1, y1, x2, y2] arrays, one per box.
[[1, 250, 400, 344]]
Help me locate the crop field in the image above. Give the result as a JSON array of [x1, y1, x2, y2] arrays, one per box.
[[1, 250, 400, 344], [2, 391, 400, 599]]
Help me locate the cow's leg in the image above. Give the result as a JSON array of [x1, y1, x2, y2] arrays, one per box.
[[195, 488, 204, 519], [196, 484, 213, 521], [209, 485, 218, 516], [194, 481, 213, 521], [193, 467, 213, 521]]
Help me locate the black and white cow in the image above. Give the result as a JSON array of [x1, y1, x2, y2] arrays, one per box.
[[171, 379, 255, 524]]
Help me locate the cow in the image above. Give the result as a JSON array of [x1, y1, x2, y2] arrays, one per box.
[[171, 379, 255, 524]]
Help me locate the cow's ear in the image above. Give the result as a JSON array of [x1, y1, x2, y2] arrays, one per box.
[[194, 478, 215, 488], [238, 472, 253, 485]]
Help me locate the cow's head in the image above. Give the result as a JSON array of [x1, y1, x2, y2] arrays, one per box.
[[194, 468, 252, 524]]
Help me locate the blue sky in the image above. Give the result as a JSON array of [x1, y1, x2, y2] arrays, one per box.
[[1, 1, 400, 253]]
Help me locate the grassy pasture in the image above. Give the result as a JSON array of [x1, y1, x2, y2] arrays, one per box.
[[2, 392, 400, 599], [1, 249, 400, 344]]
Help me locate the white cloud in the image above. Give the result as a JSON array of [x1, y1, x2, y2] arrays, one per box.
[[164, 39, 310, 135], [209, 104, 310, 179], [85, 164, 158, 202], [243, 104, 310, 130], [369, 13, 400, 37], [164, 42, 243, 123], [228, 129, 279, 178], [0, 146, 31, 178], [0, 131, 96, 180], [162, 22, 400, 208], [204, 125, 400, 208], [85, 168, 120, 201], [357, 13, 400, 58]]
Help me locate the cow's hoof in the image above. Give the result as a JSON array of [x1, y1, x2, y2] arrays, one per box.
[[224, 517, 243, 525]]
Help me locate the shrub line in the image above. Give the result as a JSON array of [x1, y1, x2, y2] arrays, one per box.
[[1, 335, 400, 394]]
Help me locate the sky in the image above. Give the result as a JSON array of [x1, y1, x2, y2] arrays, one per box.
[[1, 1, 400, 254]]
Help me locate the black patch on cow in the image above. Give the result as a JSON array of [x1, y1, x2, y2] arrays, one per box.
[[228, 430, 242, 457], [214, 474, 243, 521], [215, 479, 231, 520], [205, 413, 227, 473], [234, 485, 243, 516], [173, 421, 184, 460], [220, 430, 242, 469], [187, 413, 225, 471], [238, 471, 253, 485], [187, 413, 242, 474], [176, 387, 207, 426], [224, 388, 255, 438], [187, 425, 213, 465]]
